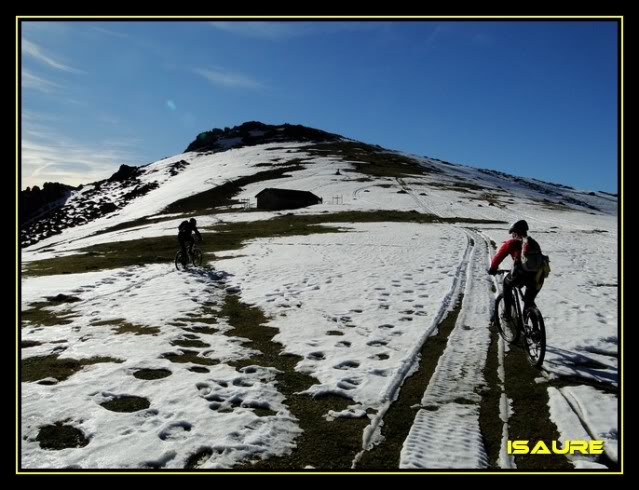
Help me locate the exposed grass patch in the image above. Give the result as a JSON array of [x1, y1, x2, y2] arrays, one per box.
[[90, 318, 160, 336], [161, 351, 219, 366], [23, 235, 179, 277], [469, 193, 508, 208], [36, 422, 90, 450], [22, 354, 124, 382], [478, 318, 503, 468], [90, 318, 126, 326], [113, 322, 160, 336], [536, 199, 572, 211], [133, 368, 172, 380], [100, 395, 150, 413], [171, 339, 211, 348], [182, 326, 218, 335], [22, 302, 79, 327], [427, 180, 484, 193], [207, 211, 503, 234], [185, 448, 215, 469], [176, 316, 218, 325], [216, 295, 368, 470], [448, 179, 486, 191], [300, 141, 439, 178], [503, 343, 573, 470], [21, 340, 42, 348], [44, 294, 81, 303], [91, 164, 307, 238], [242, 402, 278, 417], [188, 366, 210, 373], [24, 211, 505, 277], [164, 165, 304, 215], [356, 295, 463, 469]]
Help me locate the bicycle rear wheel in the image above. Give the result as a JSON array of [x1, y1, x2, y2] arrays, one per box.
[[175, 250, 189, 271], [494, 293, 519, 344], [523, 307, 546, 368], [191, 247, 203, 267]]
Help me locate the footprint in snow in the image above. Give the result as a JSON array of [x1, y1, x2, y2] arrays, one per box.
[[369, 353, 390, 360], [367, 340, 387, 347], [370, 369, 390, 377], [158, 421, 192, 441], [337, 378, 361, 390], [334, 360, 359, 370]]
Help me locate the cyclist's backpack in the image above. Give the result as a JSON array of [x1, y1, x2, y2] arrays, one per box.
[[521, 236, 550, 278]]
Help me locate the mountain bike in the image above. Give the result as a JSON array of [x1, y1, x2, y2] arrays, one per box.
[[492, 270, 546, 368], [175, 243, 203, 271]]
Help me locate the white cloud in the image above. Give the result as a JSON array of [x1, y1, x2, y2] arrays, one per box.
[[166, 100, 177, 111], [97, 114, 122, 125], [209, 20, 380, 40], [193, 67, 264, 90], [208, 21, 299, 40], [22, 39, 86, 74], [22, 70, 61, 93], [21, 115, 141, 189], [90, 26, 131, 39]]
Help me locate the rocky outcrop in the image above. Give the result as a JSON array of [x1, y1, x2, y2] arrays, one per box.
[[185, 122, 342, 153]]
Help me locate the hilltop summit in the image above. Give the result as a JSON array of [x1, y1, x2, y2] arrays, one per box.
[[184, 121, 343, 153]]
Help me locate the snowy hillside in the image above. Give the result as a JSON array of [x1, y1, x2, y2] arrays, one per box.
[[20, 125, 619, 471]]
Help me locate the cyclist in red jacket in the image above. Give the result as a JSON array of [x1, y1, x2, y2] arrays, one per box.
[[488, 220, 544, 320]]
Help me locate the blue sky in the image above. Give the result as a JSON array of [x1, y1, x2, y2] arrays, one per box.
[[20, 19, 619, 192]]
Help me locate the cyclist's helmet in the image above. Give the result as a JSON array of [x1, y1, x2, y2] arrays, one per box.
[[189, 218, 197, 226], [508, 219, 529, 234]]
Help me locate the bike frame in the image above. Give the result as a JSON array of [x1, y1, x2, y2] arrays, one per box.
[[175, 244, 202, 270], [494, 269, 545, 368]]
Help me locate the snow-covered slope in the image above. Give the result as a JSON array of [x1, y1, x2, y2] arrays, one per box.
[[20, 129, 619, 471]]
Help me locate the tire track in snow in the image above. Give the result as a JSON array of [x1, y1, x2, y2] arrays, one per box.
[[477, 228, 516, 469], [398, 229, 494, 469], [354, 230, 473, 466], [396, 178, 436, 216]]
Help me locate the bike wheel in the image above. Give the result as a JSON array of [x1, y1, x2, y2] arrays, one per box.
[[523, 307, 546, 368], [175, 251, 188, 271], [191, 247, 203, 267], [494, 294, 519, 344]]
